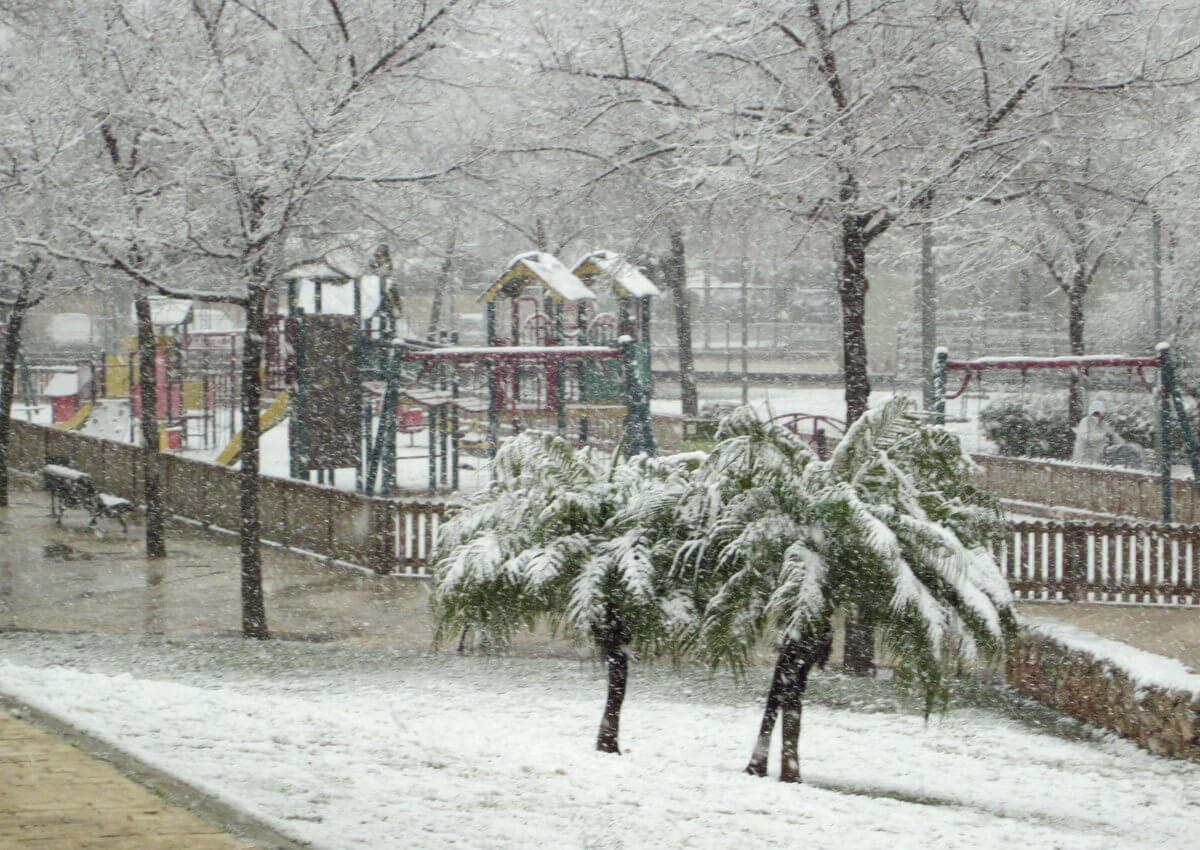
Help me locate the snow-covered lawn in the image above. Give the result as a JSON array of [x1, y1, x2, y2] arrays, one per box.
[[2, 634, 1198, 849]]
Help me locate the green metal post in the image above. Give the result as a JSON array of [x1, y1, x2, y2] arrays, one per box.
[[932, 347, 948, 426], [622, 337, 656, 457], [555, 302, 566, 437], [428, 403, 437, 491], [1160, 348, 1173, 523], [640, 296, 654, 398], [17, 352, 34, 408], [451, 361, 460, 491], [486, 302, 499, 468], [381, 348, 399, 496], [1159, 343, 1200, 498]]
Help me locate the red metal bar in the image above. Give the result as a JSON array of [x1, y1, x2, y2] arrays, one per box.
[[947, 355, 1162, 371]]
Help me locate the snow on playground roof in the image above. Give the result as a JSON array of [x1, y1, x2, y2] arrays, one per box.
[[146, 297, 193, 328], [43, 371, 79, 397], [481, 252, 595, 303], [282, 261, 343, 280], [282, 247, 366, 281], [572, 251, 660, 298], [290, 275, 384, 318]]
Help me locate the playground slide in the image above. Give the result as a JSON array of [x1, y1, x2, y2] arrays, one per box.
[[215, 390, 291, 466], [53, 402, 93, 431]]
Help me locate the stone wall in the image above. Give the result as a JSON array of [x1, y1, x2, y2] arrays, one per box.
[[1007, 627, 1200, 760]]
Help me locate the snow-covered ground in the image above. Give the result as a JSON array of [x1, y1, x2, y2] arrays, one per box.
[[2, 633, 1198, 849]]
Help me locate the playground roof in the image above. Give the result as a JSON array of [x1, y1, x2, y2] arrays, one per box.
[[282, 247, 366, 281], [43, 371, 79, 397], [481, 252, 596, 304], [290, 275, 385, 319], [572, 251, 661, 299], [146, 297, 193, 328]]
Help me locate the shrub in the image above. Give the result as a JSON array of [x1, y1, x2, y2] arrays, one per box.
[[980, 394, 1198, 459], [979, 399, 1074, 459]]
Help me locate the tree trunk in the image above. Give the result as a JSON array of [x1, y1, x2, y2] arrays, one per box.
[[664, 229, 698, 416], [840, 216, 876, 676], [744, 638, 798, 777], [0, 292, 30, 508], [746, 625, 830, 781], [1067, 281, 1086, 426], [919, 217, 937, 412], [594, 607, 631, 754], [239, 286, 269, 639], [777, 656, 815, 784], [134, 294, 167, 559], [839, 217, 871, 424], [427, 232, 456, 336], [842, 617, 875, 677]]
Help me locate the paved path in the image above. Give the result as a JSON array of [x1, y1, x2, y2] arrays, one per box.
[[1015, 601, 1200, 671], [0, 704, 269, 849]]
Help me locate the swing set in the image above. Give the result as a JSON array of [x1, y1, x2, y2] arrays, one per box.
[[932, 343, 1200, 522]]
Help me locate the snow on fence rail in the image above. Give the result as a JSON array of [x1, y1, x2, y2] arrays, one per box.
[[971, 453, 1200, 523], [1000, 520, 1200, 605]]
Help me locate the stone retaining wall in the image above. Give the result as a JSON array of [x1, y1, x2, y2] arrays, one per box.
[[1007, 627, 1200, 760]]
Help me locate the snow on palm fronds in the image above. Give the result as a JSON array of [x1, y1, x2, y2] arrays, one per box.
[[676, 399, 1015, 705], [431, 431, 697, 655]]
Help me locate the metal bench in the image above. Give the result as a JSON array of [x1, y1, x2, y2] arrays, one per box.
[[41, 462, 135, 532]]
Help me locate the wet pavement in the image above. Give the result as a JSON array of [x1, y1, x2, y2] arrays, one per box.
[[0, 480, 575, 654]]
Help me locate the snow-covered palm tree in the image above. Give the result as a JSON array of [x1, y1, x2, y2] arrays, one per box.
[[672, 399, 1015, 782], [431, 431, 695, 754]]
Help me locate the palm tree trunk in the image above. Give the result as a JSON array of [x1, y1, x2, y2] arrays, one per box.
[[746, 625, 831, 781], [777, 661, 814, 784], [745, 639, 798, 776], [595, 607, 631, 754]]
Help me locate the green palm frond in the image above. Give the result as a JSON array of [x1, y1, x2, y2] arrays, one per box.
[[675, 398, 1016, 710]]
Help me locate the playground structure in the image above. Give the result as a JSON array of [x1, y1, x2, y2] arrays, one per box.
[[768, 412, 845, 460], [933, 344, 1200, 522], [282, 249, 660, 496], [100, 298, 242, 452]]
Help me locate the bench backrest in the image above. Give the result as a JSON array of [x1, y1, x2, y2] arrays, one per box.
[[43, 464, 93, 483]]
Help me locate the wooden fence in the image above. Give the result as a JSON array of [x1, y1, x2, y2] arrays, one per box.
[[999, 519, 1200, 605], [11, 420, 1200, 603], [971, 454, 1200, 523], [8, 420, 444, 576]]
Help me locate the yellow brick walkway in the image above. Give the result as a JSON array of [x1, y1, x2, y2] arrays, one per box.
[[0, 710, 262, 849]]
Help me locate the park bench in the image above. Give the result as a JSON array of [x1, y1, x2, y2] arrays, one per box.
[[41, 461, 136, 532]]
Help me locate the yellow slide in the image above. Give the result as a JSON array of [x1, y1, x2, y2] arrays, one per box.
[[54, 402, 93, 431], [215, 390, 291, 466]]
